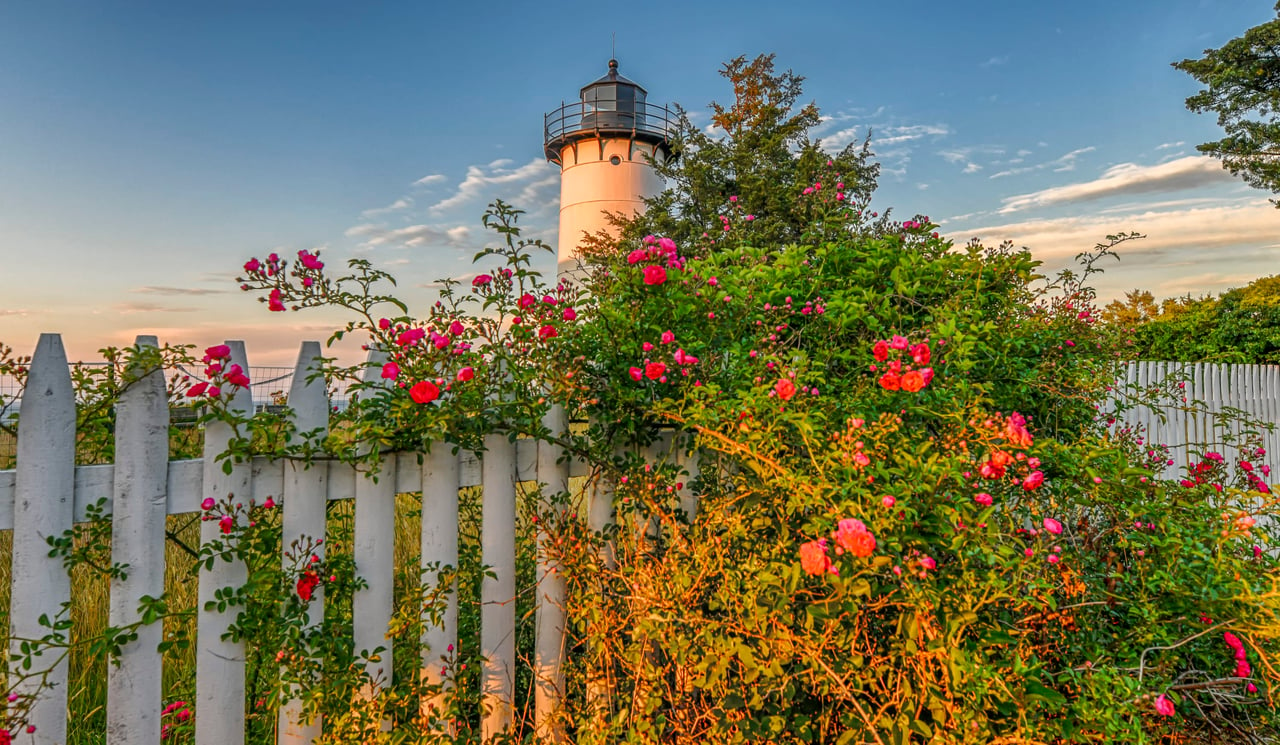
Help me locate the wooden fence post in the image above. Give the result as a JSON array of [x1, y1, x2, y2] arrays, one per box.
[[106, 335, 170, 744], [481, 432, 517, 740], [9, 334, 75, 745], [196, 340, 253, 745], [278, 341, 329, 744], [353, 349, 395, 727], [535, 405, 569, 742], [420, 443, 460, 726]]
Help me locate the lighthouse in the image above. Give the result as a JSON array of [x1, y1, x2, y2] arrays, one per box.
[[544, 59, 676, 272]]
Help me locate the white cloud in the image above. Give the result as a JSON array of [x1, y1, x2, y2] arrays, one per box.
[[980, 55, 1009, 68], [953, 198, 1279, 263], [963, 162, 982, 174], [1156, 272, 1258, 295], [1155, 141, 1186, 150], [113, 302, 201, 314], [360, 197, 413, 217], [345, 222, 476, 251], [875, 124, 951, 146], [990, 146, 1095, 179], [131, 286, 226, 296], [998, 156, 1235, 213], [428, 159, 559, 214], [413, 174, 446, 186], [0, 309, 29, 317]]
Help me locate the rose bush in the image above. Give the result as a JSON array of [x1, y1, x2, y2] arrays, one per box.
[[2, 185, 1277, 743]]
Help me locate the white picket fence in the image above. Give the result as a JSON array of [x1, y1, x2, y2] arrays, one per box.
[[2, 339, 1277, 744], [1, 333, 658, 745], [1116, 360, 1280, 479]]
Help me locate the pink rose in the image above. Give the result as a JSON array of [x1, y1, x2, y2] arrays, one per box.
[[456, 367, 474, 382], [1043, 518, 1063, 535], [643, 265, 668, 285], [381, 362, 400, 380]]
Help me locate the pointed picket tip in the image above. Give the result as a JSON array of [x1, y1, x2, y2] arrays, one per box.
[[20, 333, 74, 437], [223, 340, 255, 416], [362, 346, 389, 387], [288, 341, 328, 433]]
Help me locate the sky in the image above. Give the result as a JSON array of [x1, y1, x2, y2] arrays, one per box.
[[0, 0, 1275, 365]]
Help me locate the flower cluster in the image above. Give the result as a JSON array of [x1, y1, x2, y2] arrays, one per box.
[[160, 700, 192, 740], [629, 329, 700, 385], [799, 518, 877, 577], [186, 344, 251, 399], [627, 235, 684, 286], [871, 336, 935, 392]]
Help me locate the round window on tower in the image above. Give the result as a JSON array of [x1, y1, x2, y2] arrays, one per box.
[[609, 155, 622, 165]]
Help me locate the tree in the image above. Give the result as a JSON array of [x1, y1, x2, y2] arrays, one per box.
[[1108, 276, 1280, 363], [1174, 3, 1280, 204], [1100, 289, 1158, 327], [588, 54, 885, 256]]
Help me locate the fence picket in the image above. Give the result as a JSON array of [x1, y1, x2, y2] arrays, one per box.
[[278, 342, 330, 744], [420, 443, 460, 726], [9, 334, 76, 745], [106, 336, 170, 744], [196, 340, 254, 745], [481, 433, 517, 740], [353, 350, 395, 724], [535, 405, 569, 741]]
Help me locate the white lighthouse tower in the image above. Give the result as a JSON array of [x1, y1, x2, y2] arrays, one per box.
[[544, 59, 676, 271]]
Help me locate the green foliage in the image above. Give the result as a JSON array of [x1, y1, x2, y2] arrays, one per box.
[[1174, 2, 1280, 203], [1106, 275, 1280, 363], [586, 54, 885, 259]]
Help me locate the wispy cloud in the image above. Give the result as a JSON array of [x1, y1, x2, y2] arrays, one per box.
[[980, 55, 1009, 68], [360, 197, 413, 217], [990, 146, 1095, 179], [428, 159, 559, 214], [1155, 141, 1185, 150], [875, 124, 951, 146], [998, 156, 1236, 213], [1157, 272, 1259, 295], [345, 222, 475, 251], [131, 286, 226, 296], [413, 174, 446, 186], [0, 309, 29, 317], [954, 197, 1279, 263], [113, 302, 202, 314]]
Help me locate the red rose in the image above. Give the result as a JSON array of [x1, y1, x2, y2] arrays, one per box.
[[410, 381, 439, 404], [297, 571, 321, 601], [774, 378, 797, 401], [645, 362, 666, 380], [879, 372, 901, 391], [872, 340, 890, 362], [643, 265, 668, 285], [901, 370, 924, 392]]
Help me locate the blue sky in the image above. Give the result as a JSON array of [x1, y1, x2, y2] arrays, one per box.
[[0, 0, 1273, 363]]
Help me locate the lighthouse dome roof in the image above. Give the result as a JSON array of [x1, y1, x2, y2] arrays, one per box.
[[580, 59, 647, 98]]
